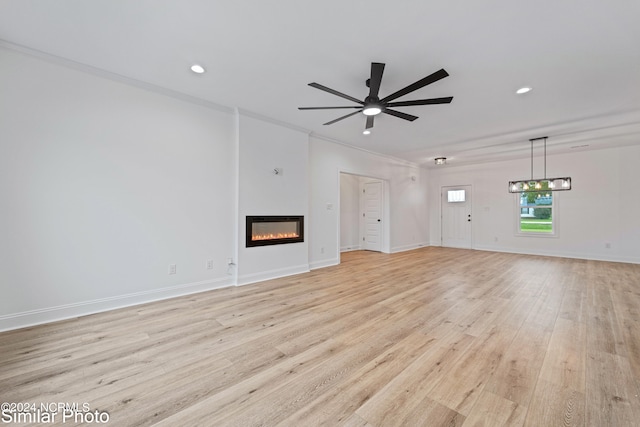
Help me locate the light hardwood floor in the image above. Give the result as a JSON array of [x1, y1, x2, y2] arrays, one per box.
[[1, 247, 640, 426]]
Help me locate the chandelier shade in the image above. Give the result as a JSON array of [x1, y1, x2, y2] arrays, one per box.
[[508, 137, 572, 193], [508, 177, 572, 193]]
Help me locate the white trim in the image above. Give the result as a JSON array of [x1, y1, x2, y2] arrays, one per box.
[[337, 170, 392, 263], [312, 134, 419, 167], [310, 258, 339, 270], [231, 108, 241, 284], [474, 246, 640, 265], [0, 277, 233, 332], [1, 39, 419, 171], [0, 40, 234, 115], [236, 264, 310, 286], [340, 245, 362, 252], [391, 243, 430, 253], [237, 108, 311, 135]]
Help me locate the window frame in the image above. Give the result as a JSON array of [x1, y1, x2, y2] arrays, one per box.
[[515, 191, 558, 238], [447, 189, 466, 203]]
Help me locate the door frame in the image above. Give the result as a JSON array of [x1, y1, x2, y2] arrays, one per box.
[[338, 170, 391, 263], [440, 184, 473, 248]]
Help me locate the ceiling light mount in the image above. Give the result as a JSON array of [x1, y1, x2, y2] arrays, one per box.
[[516, 86, 532, 94], [508, 136, 572, 193], [434, 157, 447, 165]]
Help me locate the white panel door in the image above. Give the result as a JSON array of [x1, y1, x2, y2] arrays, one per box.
[[441, 185, 472, 249], [363, 181, 383, 252]]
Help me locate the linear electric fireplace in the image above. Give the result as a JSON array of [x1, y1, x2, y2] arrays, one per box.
[[246, 216, 304, 247]]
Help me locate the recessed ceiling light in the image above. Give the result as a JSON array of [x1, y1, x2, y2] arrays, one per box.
[[434, 157, 447, 165], [516, 87, 532, 94], [190, 64, 206, 74], [363, 130, 371, 135]]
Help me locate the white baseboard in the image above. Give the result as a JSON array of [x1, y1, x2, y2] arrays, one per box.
[[237, 264, 310, 286], [310, 258, 339, 270], [391, 242, 430, 253], [474, 245, 640, 264], [340, 245, 361, 252], [0, 277, 233, 332]]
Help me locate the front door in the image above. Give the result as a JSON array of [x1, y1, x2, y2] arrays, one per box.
[[363, 181, 383, 252], [441, 185, 472, 249]]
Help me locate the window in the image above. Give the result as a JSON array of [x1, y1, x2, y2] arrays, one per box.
[[517, 188, 555, 236], [447, 189, 466, 203]]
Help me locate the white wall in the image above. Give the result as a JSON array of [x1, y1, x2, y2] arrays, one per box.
[[428, 145, 640, 263], [1, 45, 431, 331], [310, 137, 430, 269], [339, 173, 361, 251], [236, 113, 309, 284], [11, 38, 637, 333], [0, 47, 237, 330]]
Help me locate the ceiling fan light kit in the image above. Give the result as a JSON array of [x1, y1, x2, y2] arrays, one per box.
[[299, 62, 453, 132], [508, 137, 572, 193], [363, 106, 382, 116]]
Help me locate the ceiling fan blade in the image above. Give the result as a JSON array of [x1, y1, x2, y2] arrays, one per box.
[[308, 83, 364, 105], [368, 62, 385, 99], [323, 110, 362, 125], [366, 115, 374, 129], [386, 97, 453, 107], [380, 69, 449, 103], [298, 106, 363, 110], [383, 109, 418, 121]]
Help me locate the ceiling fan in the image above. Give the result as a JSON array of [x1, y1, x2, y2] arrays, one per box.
[[298, 62, 453, 131]]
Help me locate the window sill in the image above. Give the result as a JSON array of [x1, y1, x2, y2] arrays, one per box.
[[515, 232, 558, 238]]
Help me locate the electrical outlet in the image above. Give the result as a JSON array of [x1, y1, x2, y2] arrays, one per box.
[[207, 260, 214, 270], [605, 243, 611, 249], [320, 247, 325, 254], [169, 264, 176, 275]]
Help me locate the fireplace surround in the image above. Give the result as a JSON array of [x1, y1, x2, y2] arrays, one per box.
[[246, 216, 304, 247]]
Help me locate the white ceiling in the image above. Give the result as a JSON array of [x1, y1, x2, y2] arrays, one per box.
[[2, 0, 639, 167]]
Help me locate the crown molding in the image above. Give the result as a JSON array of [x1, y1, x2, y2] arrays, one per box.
[[0, 39, 234, 114]]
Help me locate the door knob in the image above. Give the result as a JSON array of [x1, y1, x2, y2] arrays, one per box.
[[377, 219, 381, 222]]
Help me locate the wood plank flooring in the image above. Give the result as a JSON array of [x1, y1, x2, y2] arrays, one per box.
[[1, 247, 639, 426]]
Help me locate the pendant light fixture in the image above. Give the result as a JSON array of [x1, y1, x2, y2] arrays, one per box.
[[508, 137, 572, 193]]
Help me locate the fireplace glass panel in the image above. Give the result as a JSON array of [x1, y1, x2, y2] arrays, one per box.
[[252, 221, 299, 241], [246, 216, 304, 247]]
